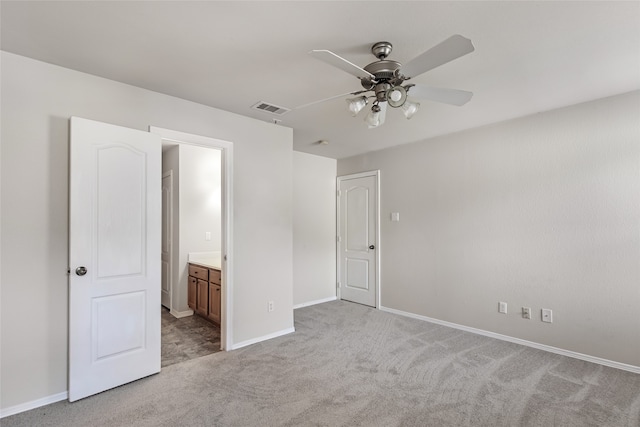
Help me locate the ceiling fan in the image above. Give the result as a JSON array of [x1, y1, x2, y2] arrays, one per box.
[[306, 35, 475, 128]]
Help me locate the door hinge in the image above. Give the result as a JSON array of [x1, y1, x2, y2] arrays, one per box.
[[337, 235, 341, 242], [337, 190, 341, 197], [337, 282, 341, 288]]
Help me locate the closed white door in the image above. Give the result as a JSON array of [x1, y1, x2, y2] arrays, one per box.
[[69, 117, 161, 402], [161, 172, 173, 308], [338, 172, 378, 307]]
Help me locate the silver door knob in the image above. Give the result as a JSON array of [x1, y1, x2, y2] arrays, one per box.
[[75, 266, 87, 276]]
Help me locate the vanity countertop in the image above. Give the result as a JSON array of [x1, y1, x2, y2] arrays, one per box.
[[188, 251, 222, 270], [188, 258, 221, 270]]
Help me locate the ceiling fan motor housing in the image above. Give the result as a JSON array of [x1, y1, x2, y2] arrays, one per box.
[[361, 60, 405, 89]]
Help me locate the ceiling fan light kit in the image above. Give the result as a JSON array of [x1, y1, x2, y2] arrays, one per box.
[[402, 100, 420, 119], [346, 96, 368, 116], [309, 35, 475, 128], [387, 85, 407, 107], [365, 104, 383, 128]]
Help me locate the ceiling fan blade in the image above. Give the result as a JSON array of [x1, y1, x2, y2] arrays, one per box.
[[400, 35, 475, 79], [408, 85, 473, 106], [293, 90, 368, 110], [309, 50, 374, 80]]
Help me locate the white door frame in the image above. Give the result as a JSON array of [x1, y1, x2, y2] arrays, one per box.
[[149, 126, 234, 351], [336, 170, 381, 308], [161, 170, 174, 310]]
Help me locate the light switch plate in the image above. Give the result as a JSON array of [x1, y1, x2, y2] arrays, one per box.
[[499, 301, 507, 314], [391, 212, 400, 222]]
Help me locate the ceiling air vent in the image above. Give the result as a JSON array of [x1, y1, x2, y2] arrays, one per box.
[[251, 101, 290, 116]]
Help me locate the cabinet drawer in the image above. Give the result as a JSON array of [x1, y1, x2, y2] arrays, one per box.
[[209, 268, 221, 285], [189, 264, 208, 281]]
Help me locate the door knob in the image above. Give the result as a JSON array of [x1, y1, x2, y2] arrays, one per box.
[[369, 245, 375, 250], [75, 266, 87, 276]]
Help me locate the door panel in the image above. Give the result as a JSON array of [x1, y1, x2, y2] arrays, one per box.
[[69, 117, 161, 402], [339, 173, 378, 307], [97, 145, 145, 277], [346, 186, 369, 251], [346, 258, 369, 290], [92, 292, 146, 360]]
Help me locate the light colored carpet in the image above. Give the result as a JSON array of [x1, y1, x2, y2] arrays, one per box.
[[4, 300, 640, 426]]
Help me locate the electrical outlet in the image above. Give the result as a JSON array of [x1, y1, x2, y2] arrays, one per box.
[[268, 301, 274, 312], [522, 307, 531, 319], [541, 308, 553, 323], [498, 301, 507, 314]]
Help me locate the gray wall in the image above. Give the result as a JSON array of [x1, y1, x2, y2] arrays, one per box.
[[338, 91, 640, 367], [1, 52, 294, 410], [293, 152, 337, 306]]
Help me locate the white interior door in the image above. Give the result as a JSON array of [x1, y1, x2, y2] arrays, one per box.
[[338, 172, 378, 307], [161, 172, 173, 309], [69, 117, 161, 402]]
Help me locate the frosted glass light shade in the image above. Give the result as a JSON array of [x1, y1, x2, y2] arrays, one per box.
[[365, 105, 381, 128], [386, 86, 407, 108], [346, 96, 368, 117], [402, 101, 420, 119]]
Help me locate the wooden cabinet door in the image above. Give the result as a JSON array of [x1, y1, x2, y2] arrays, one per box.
[[188, 276, 197, 309], [196, 279, 208, 316], [208, 283, 221, 324]]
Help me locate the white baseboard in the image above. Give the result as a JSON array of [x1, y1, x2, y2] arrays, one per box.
[[170, 308, 194, 318], [379, 305, 640, 375], [0, 391, 67, 419], [229, 327, 296, 350], [293, 296, 337, 309]]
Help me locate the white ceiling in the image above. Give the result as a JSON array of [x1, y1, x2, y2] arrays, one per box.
[[2, 1, 639, 159]]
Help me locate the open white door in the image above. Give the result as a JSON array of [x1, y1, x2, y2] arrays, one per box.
[[161, 172, 173, 309], [69, 117, 161, 402], [337, 171, 379, 307]]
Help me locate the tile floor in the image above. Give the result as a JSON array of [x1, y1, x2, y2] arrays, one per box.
[[161, 307, 221, 368]]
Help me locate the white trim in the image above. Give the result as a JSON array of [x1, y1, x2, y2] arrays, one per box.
[[149, 126, 234, 351], [229, 327, 296, 350], [0, 391, 68, 419], [336, 170, 381, 309], [169, 308, 194, 319], [380, 305, 640, 375], [293, 296, 337, 309]]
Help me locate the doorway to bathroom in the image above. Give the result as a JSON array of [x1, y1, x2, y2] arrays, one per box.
[[152, 126, 233, 364]]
